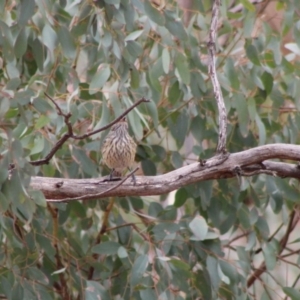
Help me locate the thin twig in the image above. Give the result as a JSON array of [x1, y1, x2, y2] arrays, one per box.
[[44, 92, 66, 116], [48, 204, 70, 299], [280, 248, 300, 258], [131, 223, 151, 241], [254, 221, 284, 254], [208, 0, 227, 154], [223, 231, 251, 247], [48, 167, 139, 203], [277, 256, 300, 269], [74, 98, 150, 139], [247, 209, 298, 287], [30, 95, 149, 166], [88, 197, 115, 280]]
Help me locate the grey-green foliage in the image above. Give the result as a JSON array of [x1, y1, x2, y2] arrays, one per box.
[[0, 0, 300, 299]]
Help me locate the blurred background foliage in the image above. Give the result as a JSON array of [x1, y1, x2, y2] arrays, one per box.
[[1, 0, 300, 299]]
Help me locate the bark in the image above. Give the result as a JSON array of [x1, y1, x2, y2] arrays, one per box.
[[29, 144, 300, 202]]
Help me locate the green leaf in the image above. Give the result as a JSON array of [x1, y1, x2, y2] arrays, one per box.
[[191, 115, 205, 144], [246, 44, 261, 66], [164, 10, 188, 41], [234, 93, 249, 137], [266, 178, 283, 214], [140, 289, 157, 299], [130, 255, 149, 287], [32, 97, 53, 113], [162, 48, 170, 74], [31, 38, 44, 71], [168, 111, 189, 148], [169, 259, 190, 272], [255, 216, 270, 240], [219, 260, 238, 284], [6, 78, 21, 91], [144, 0, 165, 26], [190, 71, 206, 98], [225, 58, 239, 90], [263, 242, 277, 271], [247, 97, 256, 121], [149, 59, 163, 92], [85, 281, 110, 300], [18, 0, 35, 26], [174, 188, 189, 207], [245, 231, 256, 251], [125, 30, 143, 41], [42, 24, 58, 52], [130, 65, 140, 89], [56, 25, 76, 59], [240, 0, 256, 11], [30, 135, 45, 155], [0, 98, 10, 120], [92, 241, 120, 255], [171, 151, 183, 169], [275, 178, 300, 203], [14, 28, 28, 58], [152, 145, 166, 161], [168, 80, 183, 105], [255, 113, 266, 145], [283, 287, 300, 300], [189, 216, 208, 241], [26, 267, 49, 284], [105, 0, 120, 4], [11, 283, 24, 300], [261, 71, 273, 95], [175, 53, 190, 85], [148, 202, 163, 217], [126, 41, 143, 58], [72, 148, 98, 176], [236, 247, 251, 274], [264, 51, 277, 68], [195, 269, 212, 300], [35, 115, 50, 129], [117, 246, 128, 258], [206, 256, 220, 290], [0, 21, 14, 61], [141, 159, 157, 175], [89, 66, 111, 95], [0, 191, 9, 212]]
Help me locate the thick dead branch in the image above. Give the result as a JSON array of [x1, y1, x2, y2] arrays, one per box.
[[208, 0, 227, 154], [29, 144, 300, 202]]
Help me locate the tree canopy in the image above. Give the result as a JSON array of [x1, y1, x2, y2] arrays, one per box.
[[1, 0, 300, 299]]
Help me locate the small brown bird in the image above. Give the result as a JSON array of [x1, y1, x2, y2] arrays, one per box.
[[101, 117, 137, 183]]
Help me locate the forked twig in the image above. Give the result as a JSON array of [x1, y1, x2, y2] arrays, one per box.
[[30, 94, 149, 166]]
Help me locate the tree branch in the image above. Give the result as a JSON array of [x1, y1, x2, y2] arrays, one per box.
[[88, 197, 115, 280], [49, 167, 139, 202], [208, 0, 227, 154], [73, 98, 150, 139], [247, 208, 300, 287], [29, 144, 300, 201], [30, 95, 150, 166]]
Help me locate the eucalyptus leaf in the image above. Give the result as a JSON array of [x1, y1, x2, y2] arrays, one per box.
[[92, 241, 120, 255]]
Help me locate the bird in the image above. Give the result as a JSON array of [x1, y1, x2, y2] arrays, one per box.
[[101, 117, 137, 184]]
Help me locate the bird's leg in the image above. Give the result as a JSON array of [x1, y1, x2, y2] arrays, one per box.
[[128, 167, 136, 185], [102, 169, 121, 182], [109, 168, 114, 181]]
